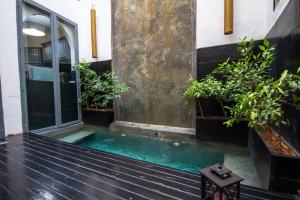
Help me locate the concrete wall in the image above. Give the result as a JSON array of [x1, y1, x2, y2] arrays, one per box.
[[112, 0, 196, 130], [0, 0, 111, 136]]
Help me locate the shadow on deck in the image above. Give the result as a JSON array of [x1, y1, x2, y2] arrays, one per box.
[[0, 133, 296, 200]]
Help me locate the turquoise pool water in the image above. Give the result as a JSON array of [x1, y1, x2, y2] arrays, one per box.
[[78, 129, 261, 188]]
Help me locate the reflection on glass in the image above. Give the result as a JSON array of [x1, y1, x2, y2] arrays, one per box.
[[57, 20, 79, 123], [274, 0, 281, 10], [22, 4, 55, 130]]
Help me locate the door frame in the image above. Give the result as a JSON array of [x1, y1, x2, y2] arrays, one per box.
[[0, 79, 5, 138], [16, 0, 82, 134]]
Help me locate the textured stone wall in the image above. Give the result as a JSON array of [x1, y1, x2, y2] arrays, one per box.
[[112, 0, 196, 129]]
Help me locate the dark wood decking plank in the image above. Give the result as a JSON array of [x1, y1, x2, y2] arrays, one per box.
[[23, 135, 201, 195], [2, 134, 24, 149], [0, 161, 68, 200], [20, 139, 199, 200], [0, 174, 20, 200], [0, 170, 44, 200], [0, 186, 15, 200], [25, 134, 201, 191], [0, 148, 114, 200], [26, 133, 296, 200], [19, 145, 175, 200], [0, 149, 124, 200], [3, 145, 159, 200], [0, 133, 296, 200], [27, 133, 201, 182]]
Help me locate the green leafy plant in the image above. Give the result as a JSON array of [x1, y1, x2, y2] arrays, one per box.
[[213, 38, 275, 102], [184, 75, 226, 117], [75, 60, 129, 109], [183, 37, 300, 155], [225, 68, 300, 154], [225, 69, 300, 128], [184, 37, 275, 116]]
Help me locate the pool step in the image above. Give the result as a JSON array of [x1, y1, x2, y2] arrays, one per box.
[[59, 131, 95, 143]]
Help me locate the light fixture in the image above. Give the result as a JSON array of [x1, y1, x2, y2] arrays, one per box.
[[224, 0, 234, 35], [23, 28, 45, 37], [91, 4, 97, 58]]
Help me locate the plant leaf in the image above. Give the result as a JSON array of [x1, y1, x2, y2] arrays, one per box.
[[258, 45, 266, 51], [263, 39, 270, 47]]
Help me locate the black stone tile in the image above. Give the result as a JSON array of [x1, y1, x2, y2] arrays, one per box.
[[82, 110, 114, 127], [90, 60, 112, 75], [266, 0, 300, 152]]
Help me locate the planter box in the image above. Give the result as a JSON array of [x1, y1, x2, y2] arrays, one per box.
[[82, 109, 114, 127], [196, 116, 249, 146], [249, 128, 300, 193]]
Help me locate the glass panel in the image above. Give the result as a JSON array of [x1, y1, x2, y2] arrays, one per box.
[[274, 0, 280, 10], [22, 4, 55, 130], [57, 20, 79, 123]]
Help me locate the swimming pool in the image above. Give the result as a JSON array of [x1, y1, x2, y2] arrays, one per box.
[[77, 129, 261, 188]]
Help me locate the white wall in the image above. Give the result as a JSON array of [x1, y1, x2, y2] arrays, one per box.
[[196, 0, 275, 48], [0, 0, 111, 136], [0, 0, 23, 136], [32, 0, 112, 61]]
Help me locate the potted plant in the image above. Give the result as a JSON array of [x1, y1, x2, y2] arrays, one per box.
[[184, 38, 275, 145], [226, 68, 300, 154], [184, 38, 300, 193], [75, 60, 129, 126], [183, 75, 249, 144], [227, 68, 300, 192]]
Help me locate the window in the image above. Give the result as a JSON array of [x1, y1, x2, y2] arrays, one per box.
[[273, 0, 281, 11]]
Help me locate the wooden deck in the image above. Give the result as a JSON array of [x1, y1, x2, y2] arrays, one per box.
[[0, 133, 296, 200]]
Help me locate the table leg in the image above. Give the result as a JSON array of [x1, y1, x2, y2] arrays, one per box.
[[237, 182, 240, 200], [219, 189, 223, 200], [201, 175, 206, 199]]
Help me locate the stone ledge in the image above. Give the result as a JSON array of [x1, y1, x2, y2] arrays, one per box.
[[110, 121, 196, 136]]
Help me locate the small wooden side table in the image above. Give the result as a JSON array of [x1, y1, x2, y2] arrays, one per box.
[[200, 165, 243, 200]]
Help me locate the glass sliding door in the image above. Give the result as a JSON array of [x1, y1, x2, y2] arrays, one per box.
[[22, 3, 56, 130], [57, 19, 79, 124], [18, 0, 80, 132]]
